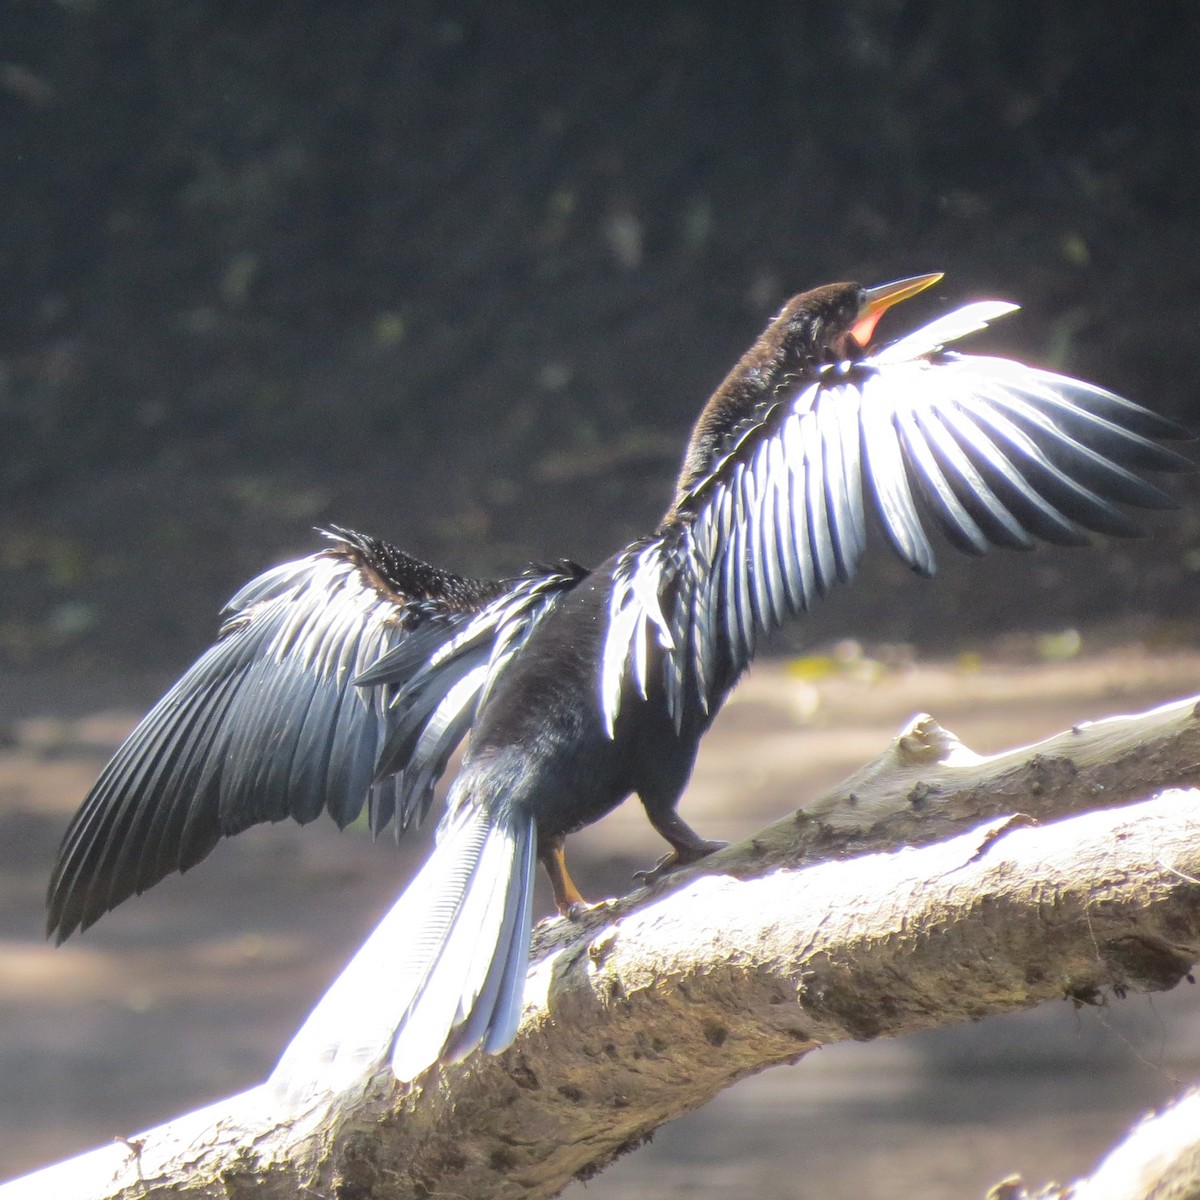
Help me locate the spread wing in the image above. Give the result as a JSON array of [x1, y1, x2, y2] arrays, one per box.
[[602, 301, 1192, 732], [48, 529, 584, 940]]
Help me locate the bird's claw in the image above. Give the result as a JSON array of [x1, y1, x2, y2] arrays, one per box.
[[633, 838, 729, 885]]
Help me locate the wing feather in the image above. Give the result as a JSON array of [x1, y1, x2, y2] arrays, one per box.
[[911, 403, 1034, 548], [600, 303, 1190, 732], [48, 534, 583, 940], [931, 399, 1091, 545], [818, 390, 864, 577], [859, 378, 939, 575]]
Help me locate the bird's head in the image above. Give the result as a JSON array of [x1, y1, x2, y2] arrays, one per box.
[[778, 271, 944, 364]]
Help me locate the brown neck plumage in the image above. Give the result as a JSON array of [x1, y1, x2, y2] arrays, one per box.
[[665, 283, 860, 522]]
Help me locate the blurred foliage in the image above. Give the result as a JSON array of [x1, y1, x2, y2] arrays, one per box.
[[0, 1, 1197, 668]]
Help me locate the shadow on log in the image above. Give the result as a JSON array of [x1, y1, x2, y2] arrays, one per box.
[[5, 695, 1200, 1199]]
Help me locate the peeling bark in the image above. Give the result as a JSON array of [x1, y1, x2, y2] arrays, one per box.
[[6, 695, 1200, 1200]]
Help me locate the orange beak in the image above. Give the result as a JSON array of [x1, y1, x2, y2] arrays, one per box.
[[850, 272, 943, 348]]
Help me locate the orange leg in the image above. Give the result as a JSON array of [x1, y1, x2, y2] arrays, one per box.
[[538, 835, 590, 917]]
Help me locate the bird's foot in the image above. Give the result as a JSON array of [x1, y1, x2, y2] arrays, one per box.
[[563, 897, 610, 921], [633, 838, 729, 885]]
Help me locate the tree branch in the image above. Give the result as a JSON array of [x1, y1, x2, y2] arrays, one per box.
[[6, 695, 1200, 1200], [989, 1086, 1200, 1200]]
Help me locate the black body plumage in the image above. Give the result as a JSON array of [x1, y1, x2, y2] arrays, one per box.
[[46, 276, 1192, 1089]]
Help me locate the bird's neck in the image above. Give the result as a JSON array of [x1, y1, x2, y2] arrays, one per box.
[[665, 305, 817, 521]]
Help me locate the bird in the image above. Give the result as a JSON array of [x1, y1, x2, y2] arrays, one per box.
[[46, 272, 1191, 1092]]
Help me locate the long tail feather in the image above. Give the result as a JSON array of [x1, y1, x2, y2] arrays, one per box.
[[269, 804, 535, 1096]]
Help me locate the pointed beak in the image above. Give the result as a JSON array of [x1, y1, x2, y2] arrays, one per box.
[[850, 272, 943, 348]]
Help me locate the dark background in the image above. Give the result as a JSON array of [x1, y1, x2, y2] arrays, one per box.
[[4, 2, 1200, 1194], [2, 0, 1199, 675]]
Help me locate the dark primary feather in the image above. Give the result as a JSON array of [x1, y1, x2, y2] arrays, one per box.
[[46, 532, 579, 941]]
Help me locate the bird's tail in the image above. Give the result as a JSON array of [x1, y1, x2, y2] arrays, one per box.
[[269, 803, 536, 1096]]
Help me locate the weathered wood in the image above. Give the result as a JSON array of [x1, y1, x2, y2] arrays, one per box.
[[989, 1087, 1200, 1200], [6, 695, 1200, 1200], [1071, 1088, 1200, 1200]]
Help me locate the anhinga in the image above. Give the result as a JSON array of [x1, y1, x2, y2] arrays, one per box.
[[47, 274, 1191, 1090]]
